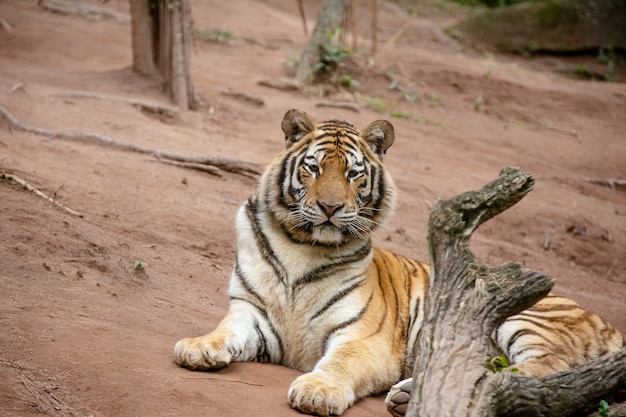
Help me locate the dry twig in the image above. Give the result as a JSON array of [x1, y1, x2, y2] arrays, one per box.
[[1, 172, 84, 217], [528, 125, 581, 141], [180, 376, 263, 386]]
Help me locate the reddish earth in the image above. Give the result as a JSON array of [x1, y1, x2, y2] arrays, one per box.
[[1, 1, 625, 416]]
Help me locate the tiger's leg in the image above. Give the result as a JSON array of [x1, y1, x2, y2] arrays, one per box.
[[494, 295, 625, 378], [288, 335, 402, 416], [174, 300, 280, 370]]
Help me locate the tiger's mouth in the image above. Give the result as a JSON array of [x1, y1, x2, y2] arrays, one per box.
[[311, 223, 345, 245]]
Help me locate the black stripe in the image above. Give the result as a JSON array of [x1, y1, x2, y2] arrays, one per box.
[[314, 139, 338, 148], [292, 240, 372, 287], [323, 292, 373, 352], [505, 328, 550, 354], [253, 319, 270, 363], [526, 303, 579, 313], [245, 198, 288, 286], [309, 275, 366, 321], [229, 296, 284, 360], [234, 262, 265, 306]]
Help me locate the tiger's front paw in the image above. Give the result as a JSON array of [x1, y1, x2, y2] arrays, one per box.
[[288, 372, 355, 416], [174, 332, 239, 370]]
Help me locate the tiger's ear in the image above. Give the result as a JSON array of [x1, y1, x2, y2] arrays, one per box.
[[361, 120, 395, 161], [281, 109, 316, 148]]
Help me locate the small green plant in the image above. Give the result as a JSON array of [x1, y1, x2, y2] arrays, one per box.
[[522, 40, 540, 57], [487, 355, 518, 373], [597, 45, 617, 66], [597, 400, 610, 417], [313, 28, 352, 74], [474, 95, 484, 111], [338, 75, 358, 91], [133, 259, 148, 271], [575, 64, 590, 77]]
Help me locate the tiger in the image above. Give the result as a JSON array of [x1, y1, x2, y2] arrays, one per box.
[[174, 109, 624, 416]]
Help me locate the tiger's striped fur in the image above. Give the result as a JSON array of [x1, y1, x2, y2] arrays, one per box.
[[174, 109, 624, 416]]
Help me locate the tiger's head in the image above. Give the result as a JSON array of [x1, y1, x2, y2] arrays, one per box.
[[261, 109, 396, 247]]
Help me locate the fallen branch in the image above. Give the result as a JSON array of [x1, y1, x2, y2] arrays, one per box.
[[315, 101, 360, 112], [50, 91, 179, 119], [528, 125, 582, 141], [39, 0, 130, 24], [150, 157, 222, 177], [587, 177, 626, 191], [0, 104, 262, 177], [402, 167, 626, 417], [1, 172, 84, 217], [257, 78, 302, 92], [220, 90, 265, 107]]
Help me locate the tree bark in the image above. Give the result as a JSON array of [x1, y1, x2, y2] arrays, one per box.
[[129, 0, 156, 75], [160, 0, 197, 110], [295, 0, 349, 85], [405, 166, 626, 417], [129, 0, 197, 110]]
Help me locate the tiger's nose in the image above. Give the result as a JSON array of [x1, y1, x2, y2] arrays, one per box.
[[318, 202, 344, 216]]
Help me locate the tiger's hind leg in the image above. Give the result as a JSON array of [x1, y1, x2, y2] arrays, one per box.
[[494, 295, 625, 378], [174, 300, 280, 370], [384, 378, 412, 417]]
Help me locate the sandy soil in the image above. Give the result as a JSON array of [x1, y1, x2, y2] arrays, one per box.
[[1, 0, 625, 416]]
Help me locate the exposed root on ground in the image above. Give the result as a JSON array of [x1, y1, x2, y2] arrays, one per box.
[[0, 104, 262, 177]]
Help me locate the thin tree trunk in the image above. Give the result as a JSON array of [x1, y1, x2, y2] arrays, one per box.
[[295, 0, 349, 85], [160, 0, 196, 110], [129, 0, 156, 75], [130, 0, 196, 110]]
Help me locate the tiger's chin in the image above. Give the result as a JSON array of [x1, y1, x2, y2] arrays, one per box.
[[310, 225, 346, 246]]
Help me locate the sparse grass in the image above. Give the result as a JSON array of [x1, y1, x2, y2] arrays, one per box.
[[194, 27, 234, 43], [366, 96, 447, 130], [365, 96, 390, 114]]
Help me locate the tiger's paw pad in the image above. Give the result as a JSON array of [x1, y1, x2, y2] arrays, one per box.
[[384, 378, 413, 417], [288, 373, 355, 416], [173, 335, 236, 370]]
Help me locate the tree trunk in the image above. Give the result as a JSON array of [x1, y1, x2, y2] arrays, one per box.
[[160, 0, 196, 110], [129, 0, 197, 110], [129, 0, 156, 75], [405, 167, 626, 417], [295, 0, 349, 85]]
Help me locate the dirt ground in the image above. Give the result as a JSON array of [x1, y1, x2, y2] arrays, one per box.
[[0, 0, 625, 416]]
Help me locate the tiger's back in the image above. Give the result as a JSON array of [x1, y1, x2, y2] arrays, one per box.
[[174, 109, 623, 416]]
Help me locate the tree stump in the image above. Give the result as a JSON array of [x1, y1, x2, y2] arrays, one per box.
[[405, 166, 626, 417]]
